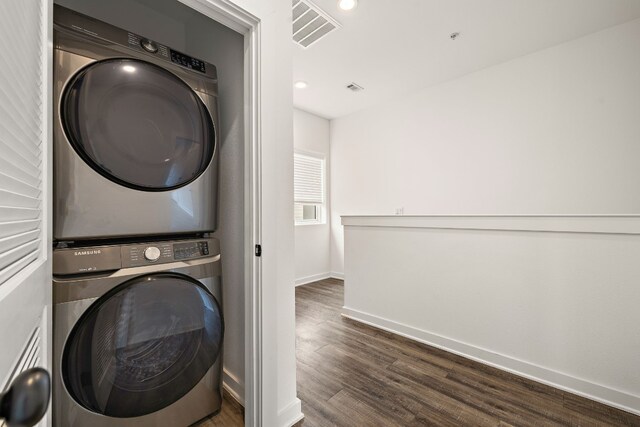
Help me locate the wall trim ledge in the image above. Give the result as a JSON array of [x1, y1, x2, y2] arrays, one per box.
[[342, 306, 640, 416], [341, 215, 640, 235]]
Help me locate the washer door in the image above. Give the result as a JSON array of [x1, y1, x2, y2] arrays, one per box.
[[62, 58, 215, 191], [62, 273, 223, 418]]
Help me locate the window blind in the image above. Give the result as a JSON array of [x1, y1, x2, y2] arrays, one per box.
[[0, 0, 45, 286], [294, 153, 324, 205]]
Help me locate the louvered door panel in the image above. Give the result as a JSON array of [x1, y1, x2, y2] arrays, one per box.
[[0, 146, 42, 180], [0, 0, 45, 287], [0, 1, 50, 423]]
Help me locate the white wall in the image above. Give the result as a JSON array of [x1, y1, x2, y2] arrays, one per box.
[[223, 1, 301, 426], [342, 215, 640, 415], [293, 109, 331, 285], [330, 18, 640, 274]]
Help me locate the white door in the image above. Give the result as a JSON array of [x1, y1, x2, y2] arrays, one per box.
[[0, 0, 52, 425]]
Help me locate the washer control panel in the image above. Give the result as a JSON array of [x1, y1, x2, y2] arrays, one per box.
[[121, 240, 213, 267], [123, 243, 173, 267], [173, 241, 209, 260], [54, 237, 220, 276]]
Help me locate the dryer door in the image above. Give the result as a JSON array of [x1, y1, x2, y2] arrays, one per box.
[[61, 273, 223, 418], [61, 58, 215, 191]]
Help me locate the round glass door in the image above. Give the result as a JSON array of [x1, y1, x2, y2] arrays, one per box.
[[62, 273, 223, 418], [62, 58, 215, 191]]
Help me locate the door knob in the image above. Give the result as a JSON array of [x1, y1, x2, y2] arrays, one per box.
[[0, 367, 50, 427]]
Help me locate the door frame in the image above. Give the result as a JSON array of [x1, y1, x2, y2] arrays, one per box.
[[176, 1, 262, 426]]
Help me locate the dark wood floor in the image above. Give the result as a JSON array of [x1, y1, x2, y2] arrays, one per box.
[[295, 278, 640, 427]]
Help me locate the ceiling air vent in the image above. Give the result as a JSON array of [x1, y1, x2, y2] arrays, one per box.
[[293, 0, 341, 49], [346, 82, 364, 92]]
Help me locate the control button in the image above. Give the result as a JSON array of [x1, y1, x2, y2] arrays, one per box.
[[144, 246, 161, 262], [140, 39, 158, 53]]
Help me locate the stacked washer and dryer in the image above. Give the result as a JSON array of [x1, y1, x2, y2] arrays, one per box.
[[52, 5, 225, 426]]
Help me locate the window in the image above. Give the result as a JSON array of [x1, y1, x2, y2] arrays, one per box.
[[294, 152, 325, 225]]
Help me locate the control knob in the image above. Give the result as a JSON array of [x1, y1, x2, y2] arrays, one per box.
[[144, 246, 161, 262], [140, 38, 158, 53]]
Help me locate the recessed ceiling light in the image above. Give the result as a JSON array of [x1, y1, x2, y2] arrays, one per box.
[[338, 0, 357, 11], [294, 81, 308, 89]]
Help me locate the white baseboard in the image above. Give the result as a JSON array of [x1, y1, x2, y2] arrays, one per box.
[[278, 397, 304, 427], [295, 272, 332, 286], [342, 306, 640, 416], [295, 272, 345, 286], [222, 368, 245, 407]]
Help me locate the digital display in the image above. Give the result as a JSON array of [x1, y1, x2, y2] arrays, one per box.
[[170, 49, 206, 73], [173, 241, 209, 260]]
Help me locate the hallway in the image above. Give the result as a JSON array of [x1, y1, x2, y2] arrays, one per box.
[[295, 279, 639, 426]]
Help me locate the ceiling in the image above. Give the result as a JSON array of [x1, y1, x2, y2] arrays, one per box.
[[293, 0, 640, 119]]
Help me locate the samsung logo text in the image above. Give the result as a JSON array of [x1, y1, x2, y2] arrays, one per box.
[[74, 250, 101, 256]]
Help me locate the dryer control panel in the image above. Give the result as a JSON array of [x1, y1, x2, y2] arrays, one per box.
[[53, 4, 218, 81]]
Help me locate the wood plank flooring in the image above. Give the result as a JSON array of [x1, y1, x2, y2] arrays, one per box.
[[196, 389, 244, 426], [295, 278, 640, 427]]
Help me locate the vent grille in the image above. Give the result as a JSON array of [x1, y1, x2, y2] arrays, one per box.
[[0, 326, 41, 427], [293, 0, 341, 48]]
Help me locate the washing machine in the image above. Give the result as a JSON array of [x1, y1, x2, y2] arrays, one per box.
[[53, 5, 220, 241], [52, 237, 224, 426]]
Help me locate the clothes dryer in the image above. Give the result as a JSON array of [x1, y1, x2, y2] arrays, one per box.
[[53, 5, 220, 241]]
